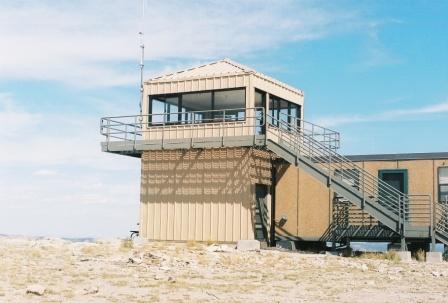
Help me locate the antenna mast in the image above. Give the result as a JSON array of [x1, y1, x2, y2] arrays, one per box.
[[138, 0, 145, 115]]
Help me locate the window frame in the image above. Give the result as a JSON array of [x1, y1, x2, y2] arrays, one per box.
[[378, 169, 409, 195], [148, 87, 247, 125], [438, 166, 448, 203], [267, 93, 302, 128]]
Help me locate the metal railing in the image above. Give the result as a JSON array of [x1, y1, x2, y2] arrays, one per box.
[[101, 107, 264, 144], [100, 107, 340, 149], [278, 112, 340, 150], [265, 114, 432, 237], [435, 202, 448, 240]]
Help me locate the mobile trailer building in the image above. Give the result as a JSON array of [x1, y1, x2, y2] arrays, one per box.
[[101, 59, 448, 250]]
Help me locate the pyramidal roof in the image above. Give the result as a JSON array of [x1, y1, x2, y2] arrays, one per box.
[[147, 58, 302, 95]]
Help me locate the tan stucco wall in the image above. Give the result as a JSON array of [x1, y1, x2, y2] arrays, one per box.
[[140, 147, 271, 242], [274, 163, 331, 241], [273, 158, 448, 241], [356, 158, 447, 200]]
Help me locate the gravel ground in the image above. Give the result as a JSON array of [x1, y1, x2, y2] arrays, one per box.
[[0, 236, 447, 302]]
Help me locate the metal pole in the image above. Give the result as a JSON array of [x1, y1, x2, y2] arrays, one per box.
[[400, 195, 406, 251], [134, 116, 138, 150], [430, 196, 436, 252], [138, 0, 145, 115], [106, 119, 110, 150], [328, 151, 332, 187]]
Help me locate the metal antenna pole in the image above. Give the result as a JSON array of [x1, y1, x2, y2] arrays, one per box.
[[139, 0, 145, 115]]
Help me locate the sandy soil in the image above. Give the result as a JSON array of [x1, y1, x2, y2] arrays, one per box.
[[0, 237, 447, 303]]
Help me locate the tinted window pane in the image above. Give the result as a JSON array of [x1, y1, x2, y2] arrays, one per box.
[[182, 92, 212, 122], [214, 89, 245, 110], [255, 91, 264, 108], [279, 100, 289, 128], [440, 185, 448, 202], [439, 167, 448, 202], [214, 89, 245, 121], [166, 96, 179, 123], [439, 167, 448, 184], [182, 92, 212, 112], [151, 98, 166, 124]]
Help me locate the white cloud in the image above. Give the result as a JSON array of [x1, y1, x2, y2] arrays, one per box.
[[0, 93, 42, 137], [32, 169, 58, 176], [314, 101, 448, 127], [0, 0, 362, 87], [0, 92, 140, 237], [358, 19, 403, 68]]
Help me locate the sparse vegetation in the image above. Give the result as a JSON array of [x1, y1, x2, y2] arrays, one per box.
[[0, 237, 447, 302], [356, 251, 401, 262], [120, 238, 134, 251], [415, 249, 426, 262]]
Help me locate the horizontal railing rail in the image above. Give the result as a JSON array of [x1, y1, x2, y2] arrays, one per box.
[[101, 107, 266, 146], [435, 202, 448, 238], [100, 107, 339, 149], [277, 112, 340, 150]]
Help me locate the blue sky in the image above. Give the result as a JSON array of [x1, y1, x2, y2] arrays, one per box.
[[0, 0, 447, 237]]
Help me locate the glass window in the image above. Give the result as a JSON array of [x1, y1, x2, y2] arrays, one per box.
[[150, 97, 167, 125], [279, 100, 289, 129], [214, 89, 245, 121], [254, 90, 266, 134], [166, 96, 179, 123], [148, 89, 246, 125], [181, 91, 212, 122], [268, 94, 301, 128], [255, 90, 264, 108], [439, 167, 448, 203]]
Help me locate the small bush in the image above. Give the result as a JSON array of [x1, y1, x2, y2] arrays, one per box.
[[357, 251, 400, 262], [121, 239, 134, 250], [415, 249, 426, 262]]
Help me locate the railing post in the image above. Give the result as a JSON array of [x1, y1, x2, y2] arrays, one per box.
[[400, 195, 406, 251], [430, 196, 436, 252], [134, 116, 138, 150], [328, 152, 332, 187], [106, 118, 110, 150], [162, 113, 165, 149], [361, 172, 365, 210], [125, 124, 128, 141]]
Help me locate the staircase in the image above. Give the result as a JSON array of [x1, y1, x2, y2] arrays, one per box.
[[435, 202, 448, 244], [264, 113, 448, 245]]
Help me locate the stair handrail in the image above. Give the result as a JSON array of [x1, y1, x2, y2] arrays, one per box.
[[277, 112, 340, 150], [435, 201, 448, 235], [266, 114, 409, 223]]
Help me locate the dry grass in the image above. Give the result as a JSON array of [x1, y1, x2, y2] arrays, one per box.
[[1, 238, 448, 303], [120, 239, 134, 251], [357, 251, 401, 262]]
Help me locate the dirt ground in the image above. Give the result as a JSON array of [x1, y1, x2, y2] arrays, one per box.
[[0, 236, 447, 303]]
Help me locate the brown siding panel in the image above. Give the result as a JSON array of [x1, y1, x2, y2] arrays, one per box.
[[140, 147, 271, 242]]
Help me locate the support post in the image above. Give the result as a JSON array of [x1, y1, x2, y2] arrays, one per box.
[[269, 157, 277, 248], [400, 196, 407, 251], [430, 197, 436, 252], [328, 152, 332, 187]]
